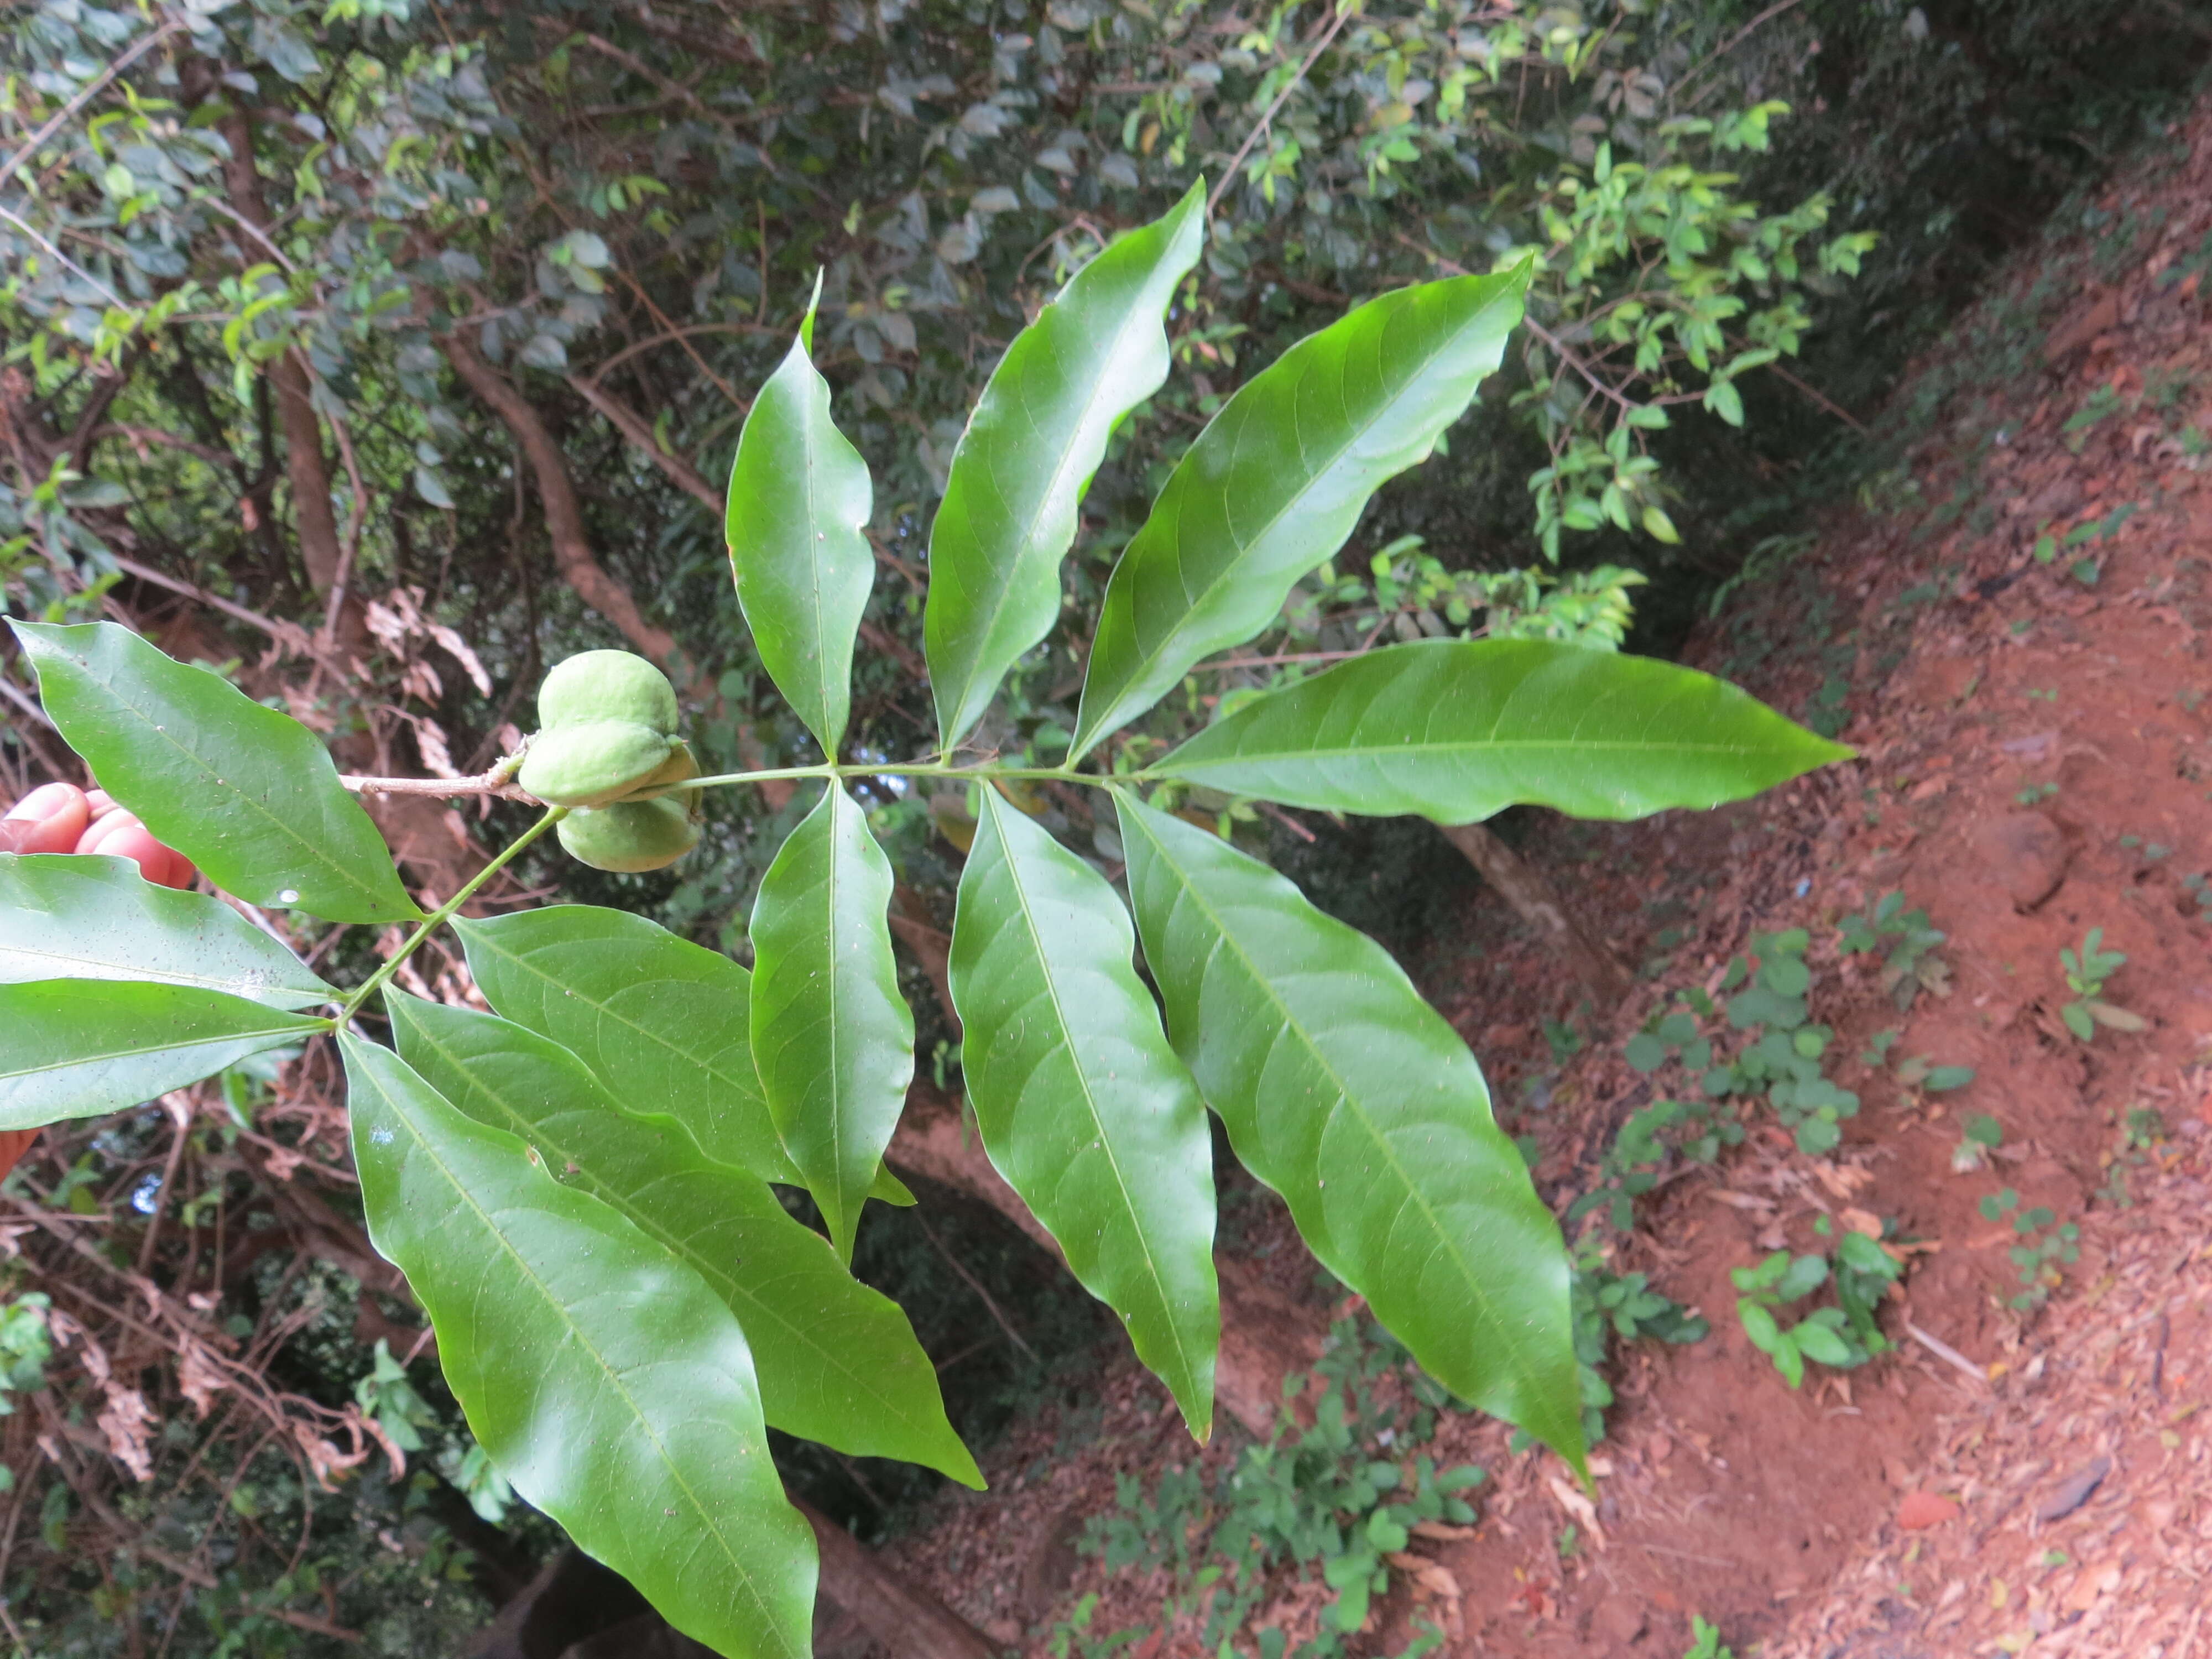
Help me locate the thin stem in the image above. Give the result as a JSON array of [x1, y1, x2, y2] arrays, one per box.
[[343, 758, 1141, 805], [1193, 647, 1371, 671], [1674, 0, 1807, 108], [685, 761, 1102, 791], [1210, 2, 1352, 215], [340, 808, 565, 1021], [340, 746, 530, 800], [0, 19, 182, 190]]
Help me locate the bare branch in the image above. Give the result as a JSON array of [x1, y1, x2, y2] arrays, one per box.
[[566, 375, 722, 510]]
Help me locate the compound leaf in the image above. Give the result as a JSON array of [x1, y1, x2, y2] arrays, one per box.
[[1, 980, 328, 1131], [1156, 639, 1852, 822], [1115, 794, 1584, 1472], [342, 1034, 816, 1659], [10, 620, 419, 924], [0, 853, 331, 1009], [749, 785, 913, 1261], [950, 788, 1218, 1438], [1072, 267, 1528, 759], [926, 182, 1206, 750], [726, 288, 874, 756], [386, 993, 978, 1486], [452, 905, 796, 1185]]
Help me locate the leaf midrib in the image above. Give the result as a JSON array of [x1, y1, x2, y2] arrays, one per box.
[[462, 927, 786, 1176], [1177, 735, 1786, 768], [6, 1007, 321, 1083], [797, 362, 839, 750], [0, 941, 321, 1005], [981, 795, 1200, 1409], [367, 1058, 798, 1658], [401, 1010, 950, 1455], [1081, 287, 1514, 750], [1123, 802, 1562, 1431]]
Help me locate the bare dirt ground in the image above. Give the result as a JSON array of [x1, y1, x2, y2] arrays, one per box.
[[874, 95, 2212, 1659]]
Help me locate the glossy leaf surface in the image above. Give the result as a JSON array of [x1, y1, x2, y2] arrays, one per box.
[[1072, 267, 1527, 758], [11, 621, 419, 923], [926, 182, 1206, 749], [1115, 795, 1584, 1470], [0, 853, 331, 1009], [343, 1034, 815, 1658], [386, 994, 978, 1485], [726, 297, 875, 755], [1, 980, 327, 1131], [950, 789, 1218, 1437], [749, 785, 914, 1260], [1157, 639, 1851, 822], [452, 905, 796, 1185]]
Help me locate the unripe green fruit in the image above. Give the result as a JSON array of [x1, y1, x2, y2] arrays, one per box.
[[537, 650, 680, 735], [620, 739, 700, 801], [556, 793, 701, 873], [519, 651, 685, 807], [520, 722, 677, 807]]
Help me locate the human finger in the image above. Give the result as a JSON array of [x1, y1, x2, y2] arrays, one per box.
[[0, 781, 91, 855], [80, 819, 177, 882], [75, 808, 145, 857]]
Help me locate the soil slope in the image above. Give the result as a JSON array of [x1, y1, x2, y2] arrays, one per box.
[[872, 93, 2212, 1659]]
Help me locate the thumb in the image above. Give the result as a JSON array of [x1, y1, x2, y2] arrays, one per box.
[[0, 782, 91, 855]]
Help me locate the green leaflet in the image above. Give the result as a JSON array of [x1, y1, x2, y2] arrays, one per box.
[[452, 905, 795, 1184], [0, 980, 328, 1131], [385, 994, 979, 1486], [9, 621, 419, 924], [950, 789, 1218, 1438], [453, 905, 911, 1207], [342, 1035, 816, 1659], [1156, 639, 1853, 822], [925, 182, 1207, 750], [726, 286, 875, 755], [1071, 266, 1528, 760], [748, 785, 914, 1261], [1115, 795, 1585, 1472], [0, 853, 332, 1009]]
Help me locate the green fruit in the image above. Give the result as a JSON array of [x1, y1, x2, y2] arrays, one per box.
[[537, 650, 679, 735], [520, 651, 687, 806], [519, 722, 677, 808], [555, 794, 701, 873], [620, 739, 700, 801]]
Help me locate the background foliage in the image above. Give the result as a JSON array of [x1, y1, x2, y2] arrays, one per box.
[[1, 0, 2205, 1650]]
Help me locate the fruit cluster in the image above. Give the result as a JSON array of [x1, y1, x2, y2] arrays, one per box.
[[518, 651, 701, 872]]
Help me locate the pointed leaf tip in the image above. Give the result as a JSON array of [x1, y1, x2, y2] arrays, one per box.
[[926, 182, 1207, 750]]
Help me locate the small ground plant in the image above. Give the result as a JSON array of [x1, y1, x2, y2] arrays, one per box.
[[1607, 893, 1973, 1167], [1980, 1188, 2081, 1311], [1732, 1232, 1903, 1389], [1558, 1259, 1708, 1451], [1067, 1320, 1477, 1659], [1839, 890, 1952, 1009], [2058, 928, 2142, 1040]]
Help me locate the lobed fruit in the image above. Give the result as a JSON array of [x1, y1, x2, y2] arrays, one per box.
[[519, 651, 685, 808], [536, 649, 680, 734], [555, 793, 701, 873]]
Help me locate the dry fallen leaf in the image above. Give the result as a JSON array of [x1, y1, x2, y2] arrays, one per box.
[[1408, 1521, 1477, 1542], [1547, 1474, 1607, 1551], [1897, 1490, 1960, 1531]]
